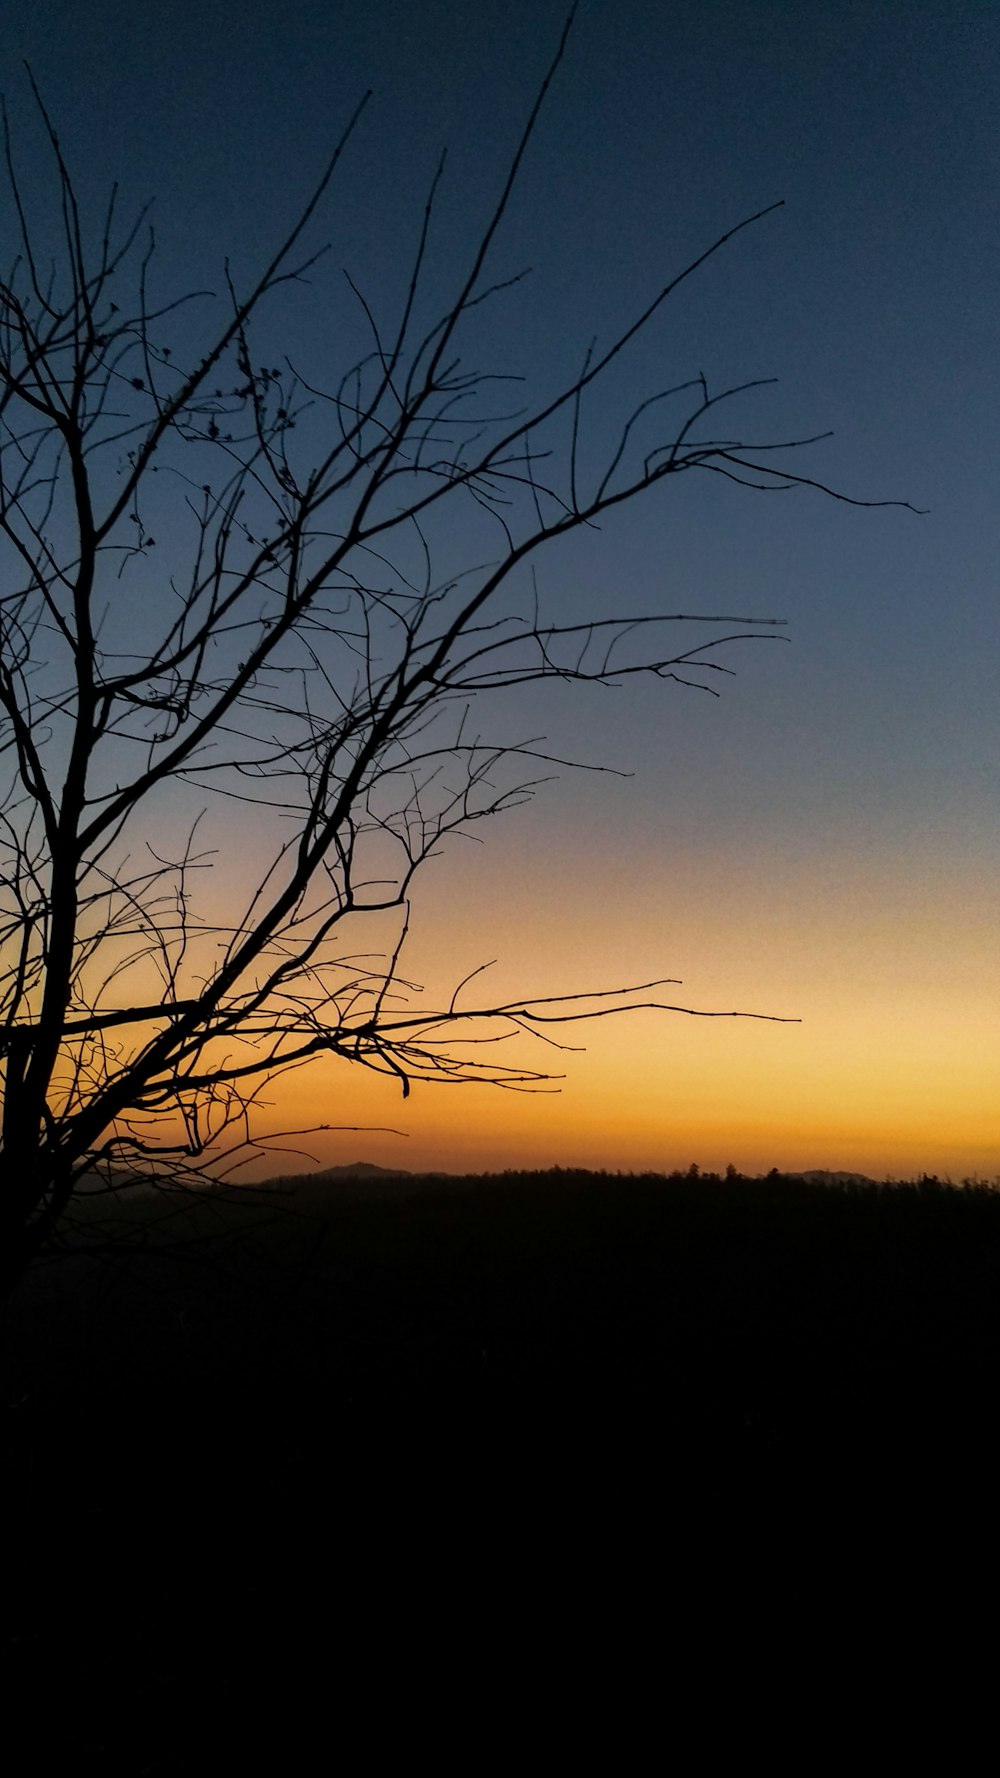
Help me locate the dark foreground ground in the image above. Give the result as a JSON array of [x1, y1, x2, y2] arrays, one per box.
[[4, 1166, 1000, 1763]]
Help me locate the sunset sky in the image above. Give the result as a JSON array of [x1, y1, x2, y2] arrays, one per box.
[[3, 0, 996, 1181]]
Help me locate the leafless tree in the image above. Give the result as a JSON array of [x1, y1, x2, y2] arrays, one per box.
[[0, 14, 912, 1291]]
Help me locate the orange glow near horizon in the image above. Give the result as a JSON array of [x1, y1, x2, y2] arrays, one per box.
[[53, 721, 994, 1189], [233, 819, 999, 1185]]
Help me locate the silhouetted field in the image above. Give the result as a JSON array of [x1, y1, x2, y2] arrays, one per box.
[[5, 1166, 1000, 1763]]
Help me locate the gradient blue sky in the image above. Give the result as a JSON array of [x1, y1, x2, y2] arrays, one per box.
[[3, 1, 996, 1177]]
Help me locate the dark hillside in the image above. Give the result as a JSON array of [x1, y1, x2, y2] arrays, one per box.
[[5, 1168, 1000, 1763], [8, 1166, 1000, 1496]]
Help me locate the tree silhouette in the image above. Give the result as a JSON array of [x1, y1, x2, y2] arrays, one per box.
[[0, 15, 912, 1290]]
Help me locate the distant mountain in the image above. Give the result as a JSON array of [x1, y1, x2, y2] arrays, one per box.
[[313, 1160, 414, 1179], [259, 1158, 439, 1211], [796, 1169, 879, 1188]]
